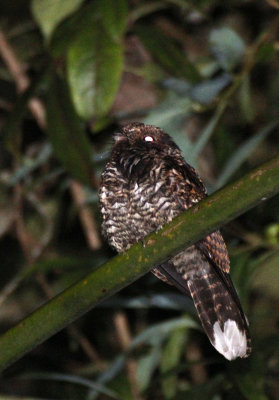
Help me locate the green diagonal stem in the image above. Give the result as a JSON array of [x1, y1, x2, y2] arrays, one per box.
[[0, 155, 279, 372]]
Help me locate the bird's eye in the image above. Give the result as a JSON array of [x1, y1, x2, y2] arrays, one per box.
[[144, 136, 154, 142]]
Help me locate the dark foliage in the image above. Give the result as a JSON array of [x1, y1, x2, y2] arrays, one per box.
[[0, 0, 279, 399]]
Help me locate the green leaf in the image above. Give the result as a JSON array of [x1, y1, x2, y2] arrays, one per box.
[[130, 316, 198, 348], [131, 2, 169, 21], [191, 101, 226, 160], [94, 0, 128, 41], [230, 355, 269, 400], [67, 10, 124, 119], [108, 371, 134, 400], [239, 74, 255, 123], [46, 74, 93, 185], [23, 372, 121, 399], [215, 120, 279, 189], [229, 252, 252, 308], [48, 5, 87, 58], [251, 250, 279, 298], [31, 0, 85, 41], [160, 326, 188, 399], [210, 27, 246, 72], [136, 25, 201, 83], [182, 374, 225, 400], [265, 223, 279, 245], [137, 344, 162, 392]]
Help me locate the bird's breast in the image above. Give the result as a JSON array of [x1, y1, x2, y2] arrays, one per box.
[[100, 161, 182, 252]]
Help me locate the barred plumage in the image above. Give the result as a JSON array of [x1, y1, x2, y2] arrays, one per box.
[[99, 122, 251, 360]]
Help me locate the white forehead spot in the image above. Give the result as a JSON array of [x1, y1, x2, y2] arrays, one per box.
[[144, 136, 154, 142]]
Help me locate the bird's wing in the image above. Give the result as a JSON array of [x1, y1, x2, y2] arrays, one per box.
[[186, 261, 251, 360], [164, 158, 231, 274], [196, 235, 248, 327], [197, 231, 230, 273], [153, 262, 191, 296], [154, 159, 251, 359]]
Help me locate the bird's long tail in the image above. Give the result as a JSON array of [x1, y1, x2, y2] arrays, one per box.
[[187, 268, 251, 360]]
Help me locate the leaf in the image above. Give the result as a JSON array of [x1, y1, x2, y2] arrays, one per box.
[[130, 316, 199, 348], [235, 372, 268, 400], [265, 223, 279, 245], [0, 397, 46, 400], [182, 374, 225, 400], [2, 67, 49, 157], [89, 355, 127, 400], [46, 74, 93, 185], [136, 25, 201, 83], [131, 2, 170, 21], [137, 344, 162, 392], [22, 372, 121, 399], [144, 92, 194, 163], [230, 355, 269, 400], [48, 6, 87, 58], [191, 103, 226, 160], [31, 0, 85, 41], [160, 326, 188, 399], [251, 250, 279, 298], [239, 74, 255, 123], [49, 0, 127, 60], [93, 314, 197, 395], [215, 120, 279, 189], [108, 372, 134, 400], [67, 6, 124, 119], [100, 293, 194, 311], [229, 252, 252, 308], [190, 73, 231, 105], [210, 27, 246, 72], [7, 144, 52, 186], [94, 0, 128, 41]]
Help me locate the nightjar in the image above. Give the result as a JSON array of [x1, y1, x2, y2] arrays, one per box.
[[99, 122, 251, 360]]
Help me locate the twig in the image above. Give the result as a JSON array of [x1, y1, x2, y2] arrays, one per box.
[[70, 181, 102, 251], [0, 273, 26, 309], [0, 27, 47, 265], [266, 0, 279, 10], [220, 17, 279, 107], [192, 15, 279, 158], [0, 28, 46, 128], [13, 183, 36, 264], [0, 27, 102, 300], [69, 325, 104, 369], [0, 189, 54, 307]]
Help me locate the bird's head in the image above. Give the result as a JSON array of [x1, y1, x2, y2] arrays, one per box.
[[113, 122, 180, 156]]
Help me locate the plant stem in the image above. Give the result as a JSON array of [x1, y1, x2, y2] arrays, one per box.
[[0, 155, 279, 372]]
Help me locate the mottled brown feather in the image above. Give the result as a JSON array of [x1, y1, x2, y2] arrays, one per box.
[[100, 122, 251, 359]]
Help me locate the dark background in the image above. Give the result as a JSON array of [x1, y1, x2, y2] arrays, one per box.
[[0, 0, 279, 398]]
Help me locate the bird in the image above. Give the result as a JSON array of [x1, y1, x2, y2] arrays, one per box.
[[99, 122, 251, 360]]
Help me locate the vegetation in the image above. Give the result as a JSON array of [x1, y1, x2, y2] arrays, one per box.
[[0, 0, 279, 399]]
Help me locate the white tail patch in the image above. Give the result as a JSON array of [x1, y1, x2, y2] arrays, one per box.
[[212, 319, 248, 360]]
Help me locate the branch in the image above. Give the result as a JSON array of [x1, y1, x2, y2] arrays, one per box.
[[0, 28, 46, 128], [0, 155, 278, 372]]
